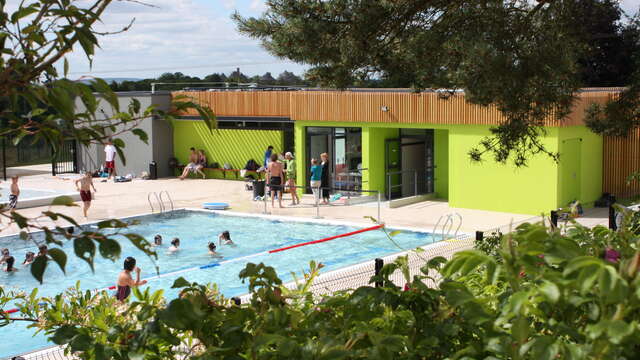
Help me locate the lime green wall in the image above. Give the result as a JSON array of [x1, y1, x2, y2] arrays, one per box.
[[173, 120, 283, 179], [557, 126, 603, 208], [447, 125, 561, 214], [434, 129, 449, 199], [363, 127, 399, 194], [292, 120, 603, 215]]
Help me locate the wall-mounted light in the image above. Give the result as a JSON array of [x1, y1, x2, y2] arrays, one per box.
[[381, 106, 389, 112]]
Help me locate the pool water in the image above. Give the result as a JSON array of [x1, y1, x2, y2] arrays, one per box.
[[0, 187, 67, 201], [0, 210, 436, 357]]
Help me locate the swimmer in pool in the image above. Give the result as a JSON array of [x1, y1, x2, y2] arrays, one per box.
[[115, 257, 147, 301], [37, 244, 49, 258], [154, 234, 163, 246], [4, 256, 16, 272], [218, 231, 233, 246], [208, 242, 222, 258], [0, 248, 10, 264], [23, 251, 35, 266], [168, 238, 180, 252]]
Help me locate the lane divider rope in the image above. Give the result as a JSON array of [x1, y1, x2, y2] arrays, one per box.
[[3, 225, 383, 314]]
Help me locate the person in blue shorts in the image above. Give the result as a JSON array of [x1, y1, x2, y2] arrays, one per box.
[[310, 158, 323, 205]]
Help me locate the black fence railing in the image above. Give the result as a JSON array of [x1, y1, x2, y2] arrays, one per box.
[[51, 140, 78, 176]]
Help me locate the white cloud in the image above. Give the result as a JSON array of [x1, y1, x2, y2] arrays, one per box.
[[54, 0, 305, 79], [249, 0, 266, 12]]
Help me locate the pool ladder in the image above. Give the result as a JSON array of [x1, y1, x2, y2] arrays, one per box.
[[433, 212, 462, 241], [148, 191, 174, 216]]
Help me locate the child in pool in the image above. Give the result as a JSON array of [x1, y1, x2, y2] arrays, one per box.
[[218, 231, 233, 246], [4, 256, 16, 272], [208, 242, 222, 258], [154, 234, 163, 246], [23, 251, 35, 266], [168, 238, 180, 252], [0, 248, 10, 264]]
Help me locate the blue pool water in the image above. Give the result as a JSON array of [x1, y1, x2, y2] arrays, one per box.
[[0, 210, 436, 357]]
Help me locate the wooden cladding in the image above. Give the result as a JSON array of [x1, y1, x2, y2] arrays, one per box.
[[603, 129, 640, 198], [174, 91, 290, 117], [173, 90, 616, 127]]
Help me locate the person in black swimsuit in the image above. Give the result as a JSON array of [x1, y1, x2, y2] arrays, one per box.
[[115, 257, 147, 301], [320, 153, 331, 204]]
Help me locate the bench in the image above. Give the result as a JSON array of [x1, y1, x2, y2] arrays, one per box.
[[176, 165, 263, 180]]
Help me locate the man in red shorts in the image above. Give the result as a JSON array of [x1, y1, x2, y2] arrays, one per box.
[[75, 171, 97, 218], [103, 139, 117, 182]]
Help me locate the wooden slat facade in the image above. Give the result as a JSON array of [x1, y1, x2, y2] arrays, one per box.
[[173, 90, 615, 127], [603, 128, 640, 198], [174, 91, 291, 117]]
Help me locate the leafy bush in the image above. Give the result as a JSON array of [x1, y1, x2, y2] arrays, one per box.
[[4, 221, 640, 359]]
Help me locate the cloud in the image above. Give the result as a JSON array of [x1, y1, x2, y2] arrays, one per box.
[[249, 0, 266, 12], [55, 0, 305, 79]]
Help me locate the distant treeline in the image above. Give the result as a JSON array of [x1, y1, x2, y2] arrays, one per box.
[[108, 70, 310, 91]]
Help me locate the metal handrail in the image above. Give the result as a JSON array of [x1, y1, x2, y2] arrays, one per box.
[[148, 192, 163, 214], [159, 191, 174, 215], [260, 183, 382, 224], [385, 168, 434, 200]]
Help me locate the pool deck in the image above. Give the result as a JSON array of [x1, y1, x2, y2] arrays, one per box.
[[0, 173, 608, 237]]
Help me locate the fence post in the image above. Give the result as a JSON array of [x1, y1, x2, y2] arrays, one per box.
[[609, 205, 617, 231], [550, 210, 558, 228], [263, 187, 269, 215], [475, 231, 484, 242], [1, 137, 6, 181], [414, 170, 418, 196], [374, 258, 383, 288], [377, 191, 381, 224], [314, 189, 322, 219], [231, 297, 241, 305]]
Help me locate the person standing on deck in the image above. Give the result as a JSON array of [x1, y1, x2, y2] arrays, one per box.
[[75, 171, 97, 218], [267, 153, 284, 208], [103, 139, 117, 182], [285, 152, 299, 205], [320, 152, 331, 204], [8, 176, 19, 211]]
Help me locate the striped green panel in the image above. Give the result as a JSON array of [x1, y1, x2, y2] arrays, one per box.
[[173, 121, 283, 179]]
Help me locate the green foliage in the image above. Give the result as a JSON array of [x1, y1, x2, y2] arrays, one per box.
[[233, 0, 640, 166], [5, 220, 640, 359]]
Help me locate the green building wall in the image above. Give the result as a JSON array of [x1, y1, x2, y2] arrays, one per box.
[[173, 120, 283, 179], [292, 121, 603, 215]]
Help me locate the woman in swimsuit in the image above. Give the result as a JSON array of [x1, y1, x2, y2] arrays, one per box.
[[267, 153, 284, 208], [115, 257, 147, 301]]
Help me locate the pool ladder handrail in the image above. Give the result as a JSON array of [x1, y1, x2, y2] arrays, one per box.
[[148, 192, 163, 214], [433, 212, 463, 241], [159, 190, 174, 216]]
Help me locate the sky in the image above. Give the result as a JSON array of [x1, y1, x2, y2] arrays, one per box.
[[9, 0, 640, 80], [56, 0, 308, 79]]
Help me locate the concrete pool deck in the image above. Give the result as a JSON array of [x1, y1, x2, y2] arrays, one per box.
[[0, 173, 608, 237]]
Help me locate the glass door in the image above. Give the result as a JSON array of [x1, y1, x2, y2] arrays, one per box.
[[385, 138, 402, 199]]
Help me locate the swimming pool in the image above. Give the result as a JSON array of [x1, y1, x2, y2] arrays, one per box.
[[0, 187, 80, 209], [0, 210, 438, 357]]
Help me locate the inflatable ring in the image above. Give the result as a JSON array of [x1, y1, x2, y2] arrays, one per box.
[[203, 202, 229, 210]]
